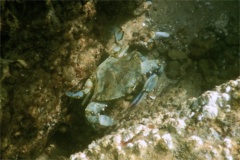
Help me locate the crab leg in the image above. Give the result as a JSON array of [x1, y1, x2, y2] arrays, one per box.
[[130, 73, 159, 107], [65, 78, 93, 99], [65, 91, 84, 98]]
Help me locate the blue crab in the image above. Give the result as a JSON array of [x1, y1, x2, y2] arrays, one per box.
[[66, 50, 165, 129], [66, 26, 165, 129]]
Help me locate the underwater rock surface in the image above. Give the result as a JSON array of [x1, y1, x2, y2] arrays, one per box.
[[70, 77, 240, 160]]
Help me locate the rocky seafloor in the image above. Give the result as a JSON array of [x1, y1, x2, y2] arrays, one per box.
[[1, 0, 239, 159], [69, 77, 240, 160]]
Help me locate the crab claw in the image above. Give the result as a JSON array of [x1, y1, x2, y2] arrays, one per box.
[[85, 102, 115, 129], [131, 73, 159, 107], [98, 115, 115, 127]]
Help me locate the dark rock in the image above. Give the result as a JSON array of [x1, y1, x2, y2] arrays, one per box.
[[166, 61, 181, 79]]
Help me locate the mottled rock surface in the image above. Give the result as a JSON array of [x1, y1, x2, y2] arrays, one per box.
[[70, 77, 240, 160]]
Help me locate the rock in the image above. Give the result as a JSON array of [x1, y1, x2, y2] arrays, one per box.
[[225, 33, 239, 46], [189, 36, 216, 60], [70, 77, 240, 160], [167, 50, 188, 60], [166, 61, 182, 79], [214, 13, 229, 31]]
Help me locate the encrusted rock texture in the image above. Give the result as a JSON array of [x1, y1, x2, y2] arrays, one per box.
[[1, 1, 102, 159], [70, 77, 240, 160], [0, 1, 148, 159]]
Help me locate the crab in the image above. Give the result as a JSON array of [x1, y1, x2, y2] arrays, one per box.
[[66, 26, 166, 129], [66, 50, 165, 129]]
